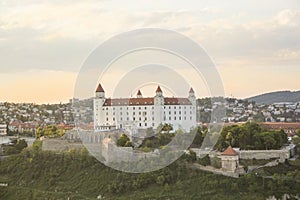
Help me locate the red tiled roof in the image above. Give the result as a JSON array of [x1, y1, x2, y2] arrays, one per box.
[[164, 97, 192, 105], [156, 86, 162, 93], [261, 122, 300, 130], [103, 97, 192, 106], [96, 84, 105, 92], [221, 146, 238, 156], [104, 98, 154, 106]]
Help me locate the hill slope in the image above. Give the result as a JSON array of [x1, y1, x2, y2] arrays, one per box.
[[1, 149, 300, 199], [246, 91, 300, 104]]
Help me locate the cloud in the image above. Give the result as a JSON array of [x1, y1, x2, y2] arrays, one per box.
[[0, 1, 299, 73]]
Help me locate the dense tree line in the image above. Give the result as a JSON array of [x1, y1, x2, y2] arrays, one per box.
[[215, 122, 288, 150], [35, 125, 65, 138]]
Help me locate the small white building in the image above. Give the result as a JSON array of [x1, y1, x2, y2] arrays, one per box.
[[94, 84, 197, 133], [0, 124, 7, 136], [220, 146, 239, 173]]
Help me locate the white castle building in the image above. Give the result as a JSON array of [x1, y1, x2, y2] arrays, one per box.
[[94, 84, 197, 132]]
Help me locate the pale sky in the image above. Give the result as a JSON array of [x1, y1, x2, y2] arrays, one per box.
[[0, 0, 300, 103]]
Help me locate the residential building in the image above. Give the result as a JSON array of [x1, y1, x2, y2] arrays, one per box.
[[0, 124, 7, 136]]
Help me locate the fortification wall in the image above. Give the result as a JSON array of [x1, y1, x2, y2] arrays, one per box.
[[238, 150, 290, 162], [42, 139, 84, 152]]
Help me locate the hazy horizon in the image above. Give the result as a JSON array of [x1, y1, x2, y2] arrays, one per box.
[[1, 88, 300, 105]]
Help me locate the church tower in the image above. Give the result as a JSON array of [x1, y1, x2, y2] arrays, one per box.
[[137, 90, 143, 98], [154, 86, 164, 128], [94, 83, 106, 130], [188, 87, 196, 106]]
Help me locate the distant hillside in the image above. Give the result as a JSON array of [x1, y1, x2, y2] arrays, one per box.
[[246, 91, 300, 104]]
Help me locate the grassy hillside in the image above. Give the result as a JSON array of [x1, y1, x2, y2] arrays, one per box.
[[0, 147, 300, 200], [246, 91, 300, 104]]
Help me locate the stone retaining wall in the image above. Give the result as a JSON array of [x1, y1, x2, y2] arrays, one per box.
[[238, 150, 290, 163], [42, 139, 84, 152]]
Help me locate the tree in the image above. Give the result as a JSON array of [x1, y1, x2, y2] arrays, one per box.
[[198, 154, 210, 166], [296, 130, 300, 137], [161, 123, 173, 133], [292, 136, 300, 147], [263, 134, 276, 150], [15, 139, 28, 152], [225, 132, 233, 146], [190, 126, 204, 148], [117, 134, 132, 147], [35, 126, 44, 138]]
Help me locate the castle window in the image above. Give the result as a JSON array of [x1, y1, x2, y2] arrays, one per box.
[[133, 112, 135, 115], [174, 106, 176, 109], [174, 111, 176, 114], [179, 111, 181, 114], [184, 117, 186, 120], [139, 117, 141, 121], [152, 117, 154, 120], [174, 117, 176, 120], [106, 112, 108, 115], [113, 117, 115, 121], [145, 107, 147, 109], [133, 107, 135, 110], [169, 111, 171, 114], [152, 123, 155, 127], [139, 123, 142, 127], [139, 107, 141, 110], [106, 118, 108, 121], [145, 123, 147, 126], [139, 112, 141, 115], [190, 117, 192, 120], [179, 117, 181, 120], [127, 117, 129, 120], [169, 117, 171, 120], [133, 117, 135, 121], [120, 117, 123, 120]]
